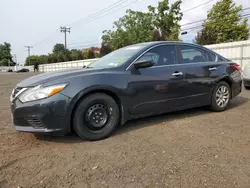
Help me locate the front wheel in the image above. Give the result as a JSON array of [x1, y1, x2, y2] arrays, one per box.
[[73, 93, 120, 141], [210, 81, 231, 112]]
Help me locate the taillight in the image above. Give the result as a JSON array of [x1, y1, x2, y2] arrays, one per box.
[[231, 64, 241, 72]]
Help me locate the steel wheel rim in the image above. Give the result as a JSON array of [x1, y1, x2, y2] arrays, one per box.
[[215, 85, 229, 108], [85, 104, 109, 130]]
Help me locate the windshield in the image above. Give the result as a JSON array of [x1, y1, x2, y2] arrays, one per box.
[[88, 45, 145, 68]]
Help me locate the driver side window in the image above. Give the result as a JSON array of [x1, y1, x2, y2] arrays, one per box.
[[138, 45, 176, 67]]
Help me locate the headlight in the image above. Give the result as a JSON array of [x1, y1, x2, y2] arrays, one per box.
[[19, 83, 67, 103]]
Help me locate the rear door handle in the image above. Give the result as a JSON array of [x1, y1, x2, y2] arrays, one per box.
[[209, 67, 217, 71], [172, 72, 183, 76]]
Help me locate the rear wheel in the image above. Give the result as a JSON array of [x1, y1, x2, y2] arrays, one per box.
[[210, 81, 231, 112], [73, 93, 120, 141]]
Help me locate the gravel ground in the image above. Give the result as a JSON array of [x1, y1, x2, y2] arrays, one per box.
[[0, 73, 250, 188]]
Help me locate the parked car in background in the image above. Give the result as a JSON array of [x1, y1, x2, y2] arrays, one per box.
[[243, 64, 250, 89], [17, 68, 29, 73], [7, 69, 13, 72], [10, 41, 242, 141]]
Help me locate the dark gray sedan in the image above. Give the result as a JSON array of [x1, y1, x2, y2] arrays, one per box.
[[10, 42, 242, 140]]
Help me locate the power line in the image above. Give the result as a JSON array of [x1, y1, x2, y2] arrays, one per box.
[[32, 29, 60, 47], [16, 0, 142, 63], [23, 0, 212, 52], [67, 11, 250, 47], [181, 12, 250, 30], [181, 14, 250, 32], [65, 0, 142, 49], [181, 19, 206, 27], [18, 0, 131, 51], [23, 0, 217, 50], [182, 0, 215, 13], [67, 0, 128, 27], [241, 7, 250, 12], [181, 7, 250, 28], [19, 0, 249, 58], [181, 25, 203, 32], [67, 0, 141, 27]]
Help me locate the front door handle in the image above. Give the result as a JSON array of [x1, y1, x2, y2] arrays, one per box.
[[209, 67, 217, 71], [172, 72, 183, 76]]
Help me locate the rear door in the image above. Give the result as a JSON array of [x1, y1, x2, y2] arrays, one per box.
[[176, 44, 214, 105]]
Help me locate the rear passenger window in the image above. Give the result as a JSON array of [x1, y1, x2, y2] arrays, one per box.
[[180, 46, 207, 64], [218, 56, 226, 62], [207, 52, 216, 62]]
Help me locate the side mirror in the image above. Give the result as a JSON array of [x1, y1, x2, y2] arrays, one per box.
[[133, 60, 153, 69]]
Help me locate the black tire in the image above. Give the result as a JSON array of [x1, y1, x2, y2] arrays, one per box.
[[244, 86, 250, 90], [210, 81, 231, 112], [73, 93, 120, 141]]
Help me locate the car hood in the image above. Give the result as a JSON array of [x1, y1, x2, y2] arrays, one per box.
[[17, 68, 104, 87]]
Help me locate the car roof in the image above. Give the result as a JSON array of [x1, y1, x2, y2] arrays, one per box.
[[128, 41, 204, 49]]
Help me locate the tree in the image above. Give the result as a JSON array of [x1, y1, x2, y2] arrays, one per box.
[[78, 50, 84, 60], [0, 59, 9, 66], [101, 0, 182, 50], [63, 50, 72, 62], [102, 10, 154, 49], [152, 29, 164, 41], [25, 55, 49, 65], [71, 49, 84, 60], [83, 49, 89, 59], [195, 27, 217, 45], [56, 52, 65, 63], [195, 0, 249, 45], [94, 52, 100, 58], [148, 0, 182, 41], [87, 48, 95, 59], [53, 43, 65, 54], [100, 43, 112, 57], [39, 55, 48, 64], [47, 53, 57, 64], [0, 42, 13, 66], [25, 55, 41, 66]]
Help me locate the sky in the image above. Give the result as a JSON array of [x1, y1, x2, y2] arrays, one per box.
[[0, 0, 249, 64]]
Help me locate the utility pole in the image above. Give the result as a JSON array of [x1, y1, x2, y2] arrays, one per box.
[[60, 26, 71, 50], [25, 46, 33, 65], [12, 54, 17, 64], [12, 54, 17, 67]]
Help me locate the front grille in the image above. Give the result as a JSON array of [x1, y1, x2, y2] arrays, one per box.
[[26, 118, 45, 128]]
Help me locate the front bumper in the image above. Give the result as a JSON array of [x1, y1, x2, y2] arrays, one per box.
[[15, 126, 61, 132], [231, 80, 242, 98], [11, 93, 71, 133]]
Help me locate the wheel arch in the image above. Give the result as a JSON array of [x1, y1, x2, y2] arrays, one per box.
[[68, 87, 125, 132], [215, 75, 233, 98]]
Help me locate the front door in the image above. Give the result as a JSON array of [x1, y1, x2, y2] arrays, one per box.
[[126, 44, 189, 115]]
